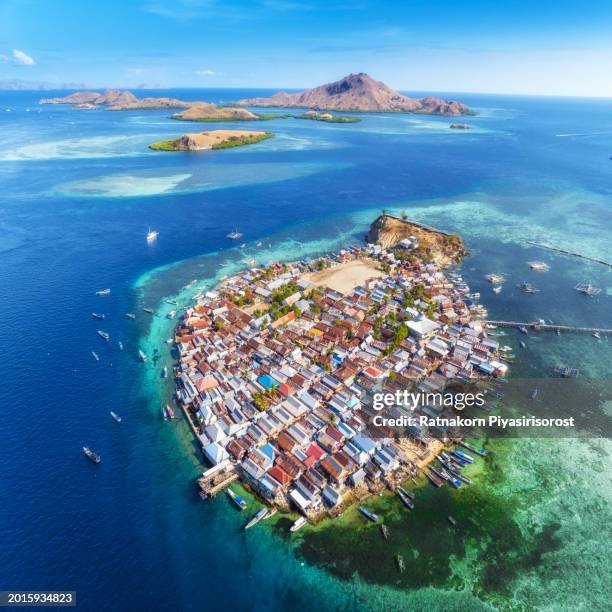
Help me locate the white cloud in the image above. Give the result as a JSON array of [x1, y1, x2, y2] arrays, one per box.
[[194, 69, 216, 76], [12, 49, 35, 66]]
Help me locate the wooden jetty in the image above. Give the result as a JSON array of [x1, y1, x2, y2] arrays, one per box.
[[486, 320, 612, 335], [526, 241, 612, 268]]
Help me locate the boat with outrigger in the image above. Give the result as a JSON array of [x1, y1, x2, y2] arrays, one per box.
[[574, 281, 601, 297], [226, 488, 247, 510]]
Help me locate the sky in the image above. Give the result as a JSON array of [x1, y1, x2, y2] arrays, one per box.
[[1, 0, 612, 96]]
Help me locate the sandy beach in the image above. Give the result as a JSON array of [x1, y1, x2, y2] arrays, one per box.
[[303, 258, 384, 293]]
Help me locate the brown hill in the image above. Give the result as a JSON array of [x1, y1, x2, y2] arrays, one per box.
[[368, 214, 466, 264], [236, 73, 471, 116], [172, 103, 259, 121]]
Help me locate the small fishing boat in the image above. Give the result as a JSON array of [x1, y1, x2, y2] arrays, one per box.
[[161, 366, 168, 378], [517, 281, 540, 293], [380, 524, 389, 540], [138, 349, 148, 363], [530, 388, 539, 400], [162, 407, 167, 421], [245, 507, 268, 529], [143, 308, 154, 314], [492, 286, 502, 294], [520, 340, 526, 348], [146, 228, 159, 242], [96, 288, 111, 296], [447, 516, 458, 527], [110, 411, 122, 423], [91, 351, 100, 361], [359, 507, 379, 522], [592, 332, 601, 339], [519, 326, 529, 335], [397, 488, 414, 509], [485, 273, 505, 284], [118, 341, 123, 350], [83, 446, 101, 464], [92, 313, 105, 320], [290, 516, 307, 532], [226, 230, 243, 240], [126, 313, 136, 320], [527, 261, 550, 272], [167, 310, 176, 320], [97, 330, 110, 341], [166, 299, 178, 306], [165, 404, 175, 419], [227, 488, 247, 510]]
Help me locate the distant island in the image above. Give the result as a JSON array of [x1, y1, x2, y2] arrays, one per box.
[[40, 89, 194, 110], [149, 130, 272, 152], [236, 73, 473, 116], [171, 104, 264, 122], [295, 111, 360, 123]]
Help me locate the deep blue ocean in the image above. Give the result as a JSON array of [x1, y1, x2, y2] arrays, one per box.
[[0, 88, 610, 611]]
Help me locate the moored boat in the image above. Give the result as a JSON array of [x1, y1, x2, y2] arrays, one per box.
[[95, 288, 111, 296], [92, 312, 105, 320], [126, 313, 136, 320], [290, 516, 307, 532], [227, 488, 247, 510], [91, 351, 100, 361], [138, 349, 148, 363], [110, 411, 122, 423], [165, 404, 175, 419], [167, 310, 176, 320], [448, 515, 458, 526], [97, 330, 110, 341], [453, 449, 474, 464], [426, 471, 443, 487], [359, 506, 379, 522], [162, 366, 168, 378], [245, 507, 268, 529], [397, 488, 414, 509]]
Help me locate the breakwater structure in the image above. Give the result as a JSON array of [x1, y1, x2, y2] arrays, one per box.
[[525, 241, 612, 268], [487, 320, 612, 335]]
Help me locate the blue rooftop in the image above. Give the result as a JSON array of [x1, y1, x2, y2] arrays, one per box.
[[258, 374, 278, 390]]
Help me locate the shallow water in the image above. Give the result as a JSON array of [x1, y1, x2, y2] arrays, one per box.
[[0, 88, 610, 610]]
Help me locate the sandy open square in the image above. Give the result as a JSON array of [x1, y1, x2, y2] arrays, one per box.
[[302, 258, 385, 294]]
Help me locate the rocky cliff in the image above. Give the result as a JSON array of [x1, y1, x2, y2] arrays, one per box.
[[236, 73, 472, 116], [368, 214, 466, 264]]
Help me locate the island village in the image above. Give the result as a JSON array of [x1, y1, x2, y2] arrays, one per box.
[[171, 215, 509, 529]]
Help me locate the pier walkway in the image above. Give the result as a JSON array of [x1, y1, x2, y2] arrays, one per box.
[[487, 320, 612, 335], [526, 241, 612, 268]]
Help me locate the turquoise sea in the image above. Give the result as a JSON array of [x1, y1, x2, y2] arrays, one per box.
[[0, 88, 610, 610]]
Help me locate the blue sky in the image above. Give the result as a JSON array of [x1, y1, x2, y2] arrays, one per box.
[[1, 0, 612, 96]]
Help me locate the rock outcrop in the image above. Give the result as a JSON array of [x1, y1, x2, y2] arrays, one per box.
[[368, 214, 466, 264], [236, 73, 472, 116]]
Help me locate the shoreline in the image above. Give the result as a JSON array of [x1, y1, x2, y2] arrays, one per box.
[[165, 222, 506, 530]]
